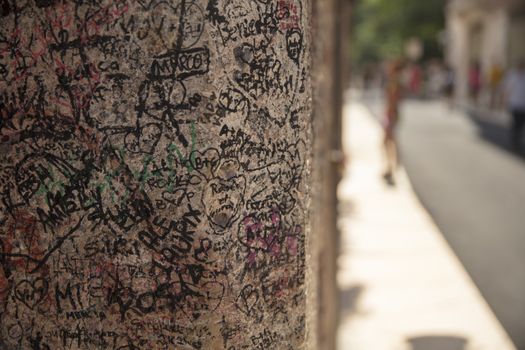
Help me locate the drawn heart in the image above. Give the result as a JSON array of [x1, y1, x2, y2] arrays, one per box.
[[192, 149, 221, 180], [14, 278, 49, 310], [203, 281, 225, 312], [237, 284, 259, 315], [202, 175, 246, 230]]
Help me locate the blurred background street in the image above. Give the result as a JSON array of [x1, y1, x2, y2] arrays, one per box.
[[337, 95, 517, 350], [400, 99, 525, 348], [338, 0, 525, 348], [366, 92, 525, 347]]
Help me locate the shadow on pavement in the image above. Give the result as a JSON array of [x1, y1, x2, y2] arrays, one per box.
[[406, 335, 469, 350], [339, 285, 363, 320], [467, 109, 525, 160]]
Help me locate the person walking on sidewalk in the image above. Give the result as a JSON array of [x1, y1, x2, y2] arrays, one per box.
[[489, 61, 504, 110], [504, 61, 525, 151], [382, 60, 403, 186], [469, 61, 482, 104]]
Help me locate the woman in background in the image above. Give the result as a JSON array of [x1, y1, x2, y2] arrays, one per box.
[[469, 61, 481, 103], [383, 60, 403, 186]]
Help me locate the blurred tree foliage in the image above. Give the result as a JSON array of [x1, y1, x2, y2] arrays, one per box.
[[351, 0, 445, 67]]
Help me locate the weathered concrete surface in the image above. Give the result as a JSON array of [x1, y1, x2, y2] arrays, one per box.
[[0, 0, 312, 349]]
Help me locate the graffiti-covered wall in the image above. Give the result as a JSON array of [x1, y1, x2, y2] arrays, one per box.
[[0, 0, 311, 348]]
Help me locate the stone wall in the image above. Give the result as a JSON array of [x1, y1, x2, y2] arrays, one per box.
[[0, 0, 315, 348]]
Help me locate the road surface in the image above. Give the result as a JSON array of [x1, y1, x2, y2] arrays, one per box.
[[391, 99, 525, 349]]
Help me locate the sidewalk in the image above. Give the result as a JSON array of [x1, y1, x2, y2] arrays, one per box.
[[336, 99, 517, 350]]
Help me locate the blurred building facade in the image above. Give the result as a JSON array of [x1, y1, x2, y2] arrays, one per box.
[[446, 0, 525, 103]]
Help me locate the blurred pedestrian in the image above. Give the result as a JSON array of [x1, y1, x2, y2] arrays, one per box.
[[504, 61, 525, 151], [488, 61, 504, 110], [362, 63, 374, 89], [408, 63, 423, 98], [382, 60, 403, 186], [469, 61, 481, 103], [443, 64, 455, 108], [425, 60, 444, 99]]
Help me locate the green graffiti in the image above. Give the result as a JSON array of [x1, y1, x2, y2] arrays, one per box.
[[35, 173, 65, 206], [165, 121, 198, 193], [133, 154, 154, 190], [91, 123, 198, 199]]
